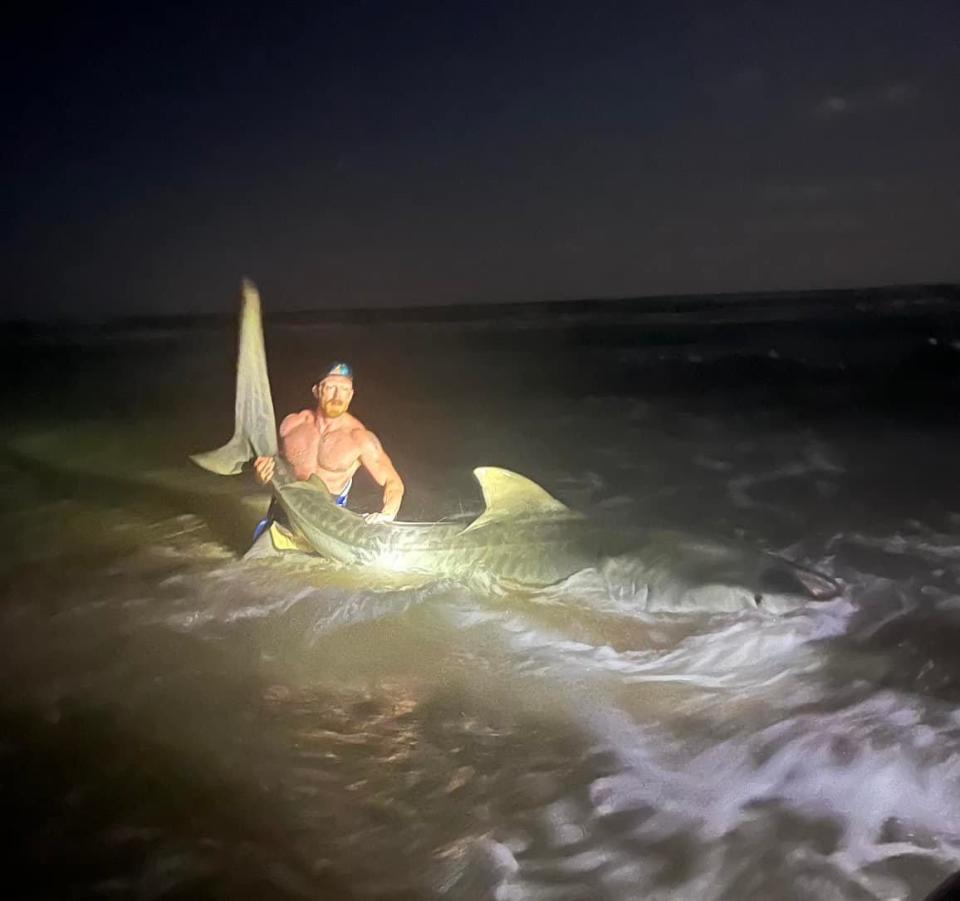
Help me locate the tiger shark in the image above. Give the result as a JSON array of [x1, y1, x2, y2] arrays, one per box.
[[190, 281, 840, 613]]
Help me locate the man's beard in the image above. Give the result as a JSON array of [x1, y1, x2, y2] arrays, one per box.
[[322, 401, 347, 418]]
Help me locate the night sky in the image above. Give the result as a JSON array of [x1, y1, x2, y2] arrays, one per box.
[[3, 1, 959, 319]]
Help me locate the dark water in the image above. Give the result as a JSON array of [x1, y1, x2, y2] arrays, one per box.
[[2, 285, 960, 899]]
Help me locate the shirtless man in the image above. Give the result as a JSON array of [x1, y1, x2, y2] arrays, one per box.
[[253, 362, 404, 523]]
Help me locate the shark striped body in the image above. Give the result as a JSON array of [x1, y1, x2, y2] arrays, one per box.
[[190, 281, 840, 612]]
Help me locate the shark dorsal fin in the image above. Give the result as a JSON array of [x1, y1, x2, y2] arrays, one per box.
[[464, 467, 574, 532]]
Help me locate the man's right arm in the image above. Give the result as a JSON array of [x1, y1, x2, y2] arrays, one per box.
[[254, 412, 312, 483]]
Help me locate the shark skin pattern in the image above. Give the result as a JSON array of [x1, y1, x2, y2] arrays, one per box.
[[190, 281, 840, 613]]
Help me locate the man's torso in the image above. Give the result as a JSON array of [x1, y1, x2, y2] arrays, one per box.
[[280, 409, 366, 493]]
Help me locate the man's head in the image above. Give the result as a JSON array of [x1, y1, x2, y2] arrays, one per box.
[[313, 362, 354, 419]]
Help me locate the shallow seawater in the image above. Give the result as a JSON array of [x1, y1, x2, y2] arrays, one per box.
[[2, 291, 960, 899]]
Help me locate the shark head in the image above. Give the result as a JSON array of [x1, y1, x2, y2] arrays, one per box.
[[746, 552, 842, 612], [606, 537, 841, 614], [677, 549, 840, 613]]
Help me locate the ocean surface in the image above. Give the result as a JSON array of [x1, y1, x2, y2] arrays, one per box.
[[2, 284, 960, 900]]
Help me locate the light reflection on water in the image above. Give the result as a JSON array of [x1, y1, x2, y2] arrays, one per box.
[[2, 306, 960, 899]]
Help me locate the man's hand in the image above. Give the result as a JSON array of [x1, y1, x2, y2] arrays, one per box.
[[364, 511, 396, 525], [253, 456, 275, 484]]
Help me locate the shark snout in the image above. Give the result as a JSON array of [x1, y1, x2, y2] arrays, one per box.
[[754, 555, 841, 609]]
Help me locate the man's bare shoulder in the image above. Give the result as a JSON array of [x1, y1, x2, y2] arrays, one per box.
[[327, 410, 365, 433], [279, 409, 315, 436], [353, 427, 384, 455]]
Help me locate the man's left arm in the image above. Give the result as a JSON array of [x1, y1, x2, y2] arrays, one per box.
[[358, 431, 404, 520]]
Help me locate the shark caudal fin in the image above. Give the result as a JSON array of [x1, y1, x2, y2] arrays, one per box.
[[190, 279, 279, 475]]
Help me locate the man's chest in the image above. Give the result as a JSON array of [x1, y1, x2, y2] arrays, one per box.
[[316, 429, 361, 470]]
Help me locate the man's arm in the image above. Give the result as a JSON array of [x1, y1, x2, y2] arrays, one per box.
[[357, 430, 404, 520], [279, 411, 312, 438], [254, 412, 314, 483]]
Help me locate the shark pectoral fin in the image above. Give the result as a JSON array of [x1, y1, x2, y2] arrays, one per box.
[[464, 466, 576, 532], [189, 433, 252, 476]]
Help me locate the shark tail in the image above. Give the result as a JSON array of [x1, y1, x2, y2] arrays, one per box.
[[190, 279, 279, 475]]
